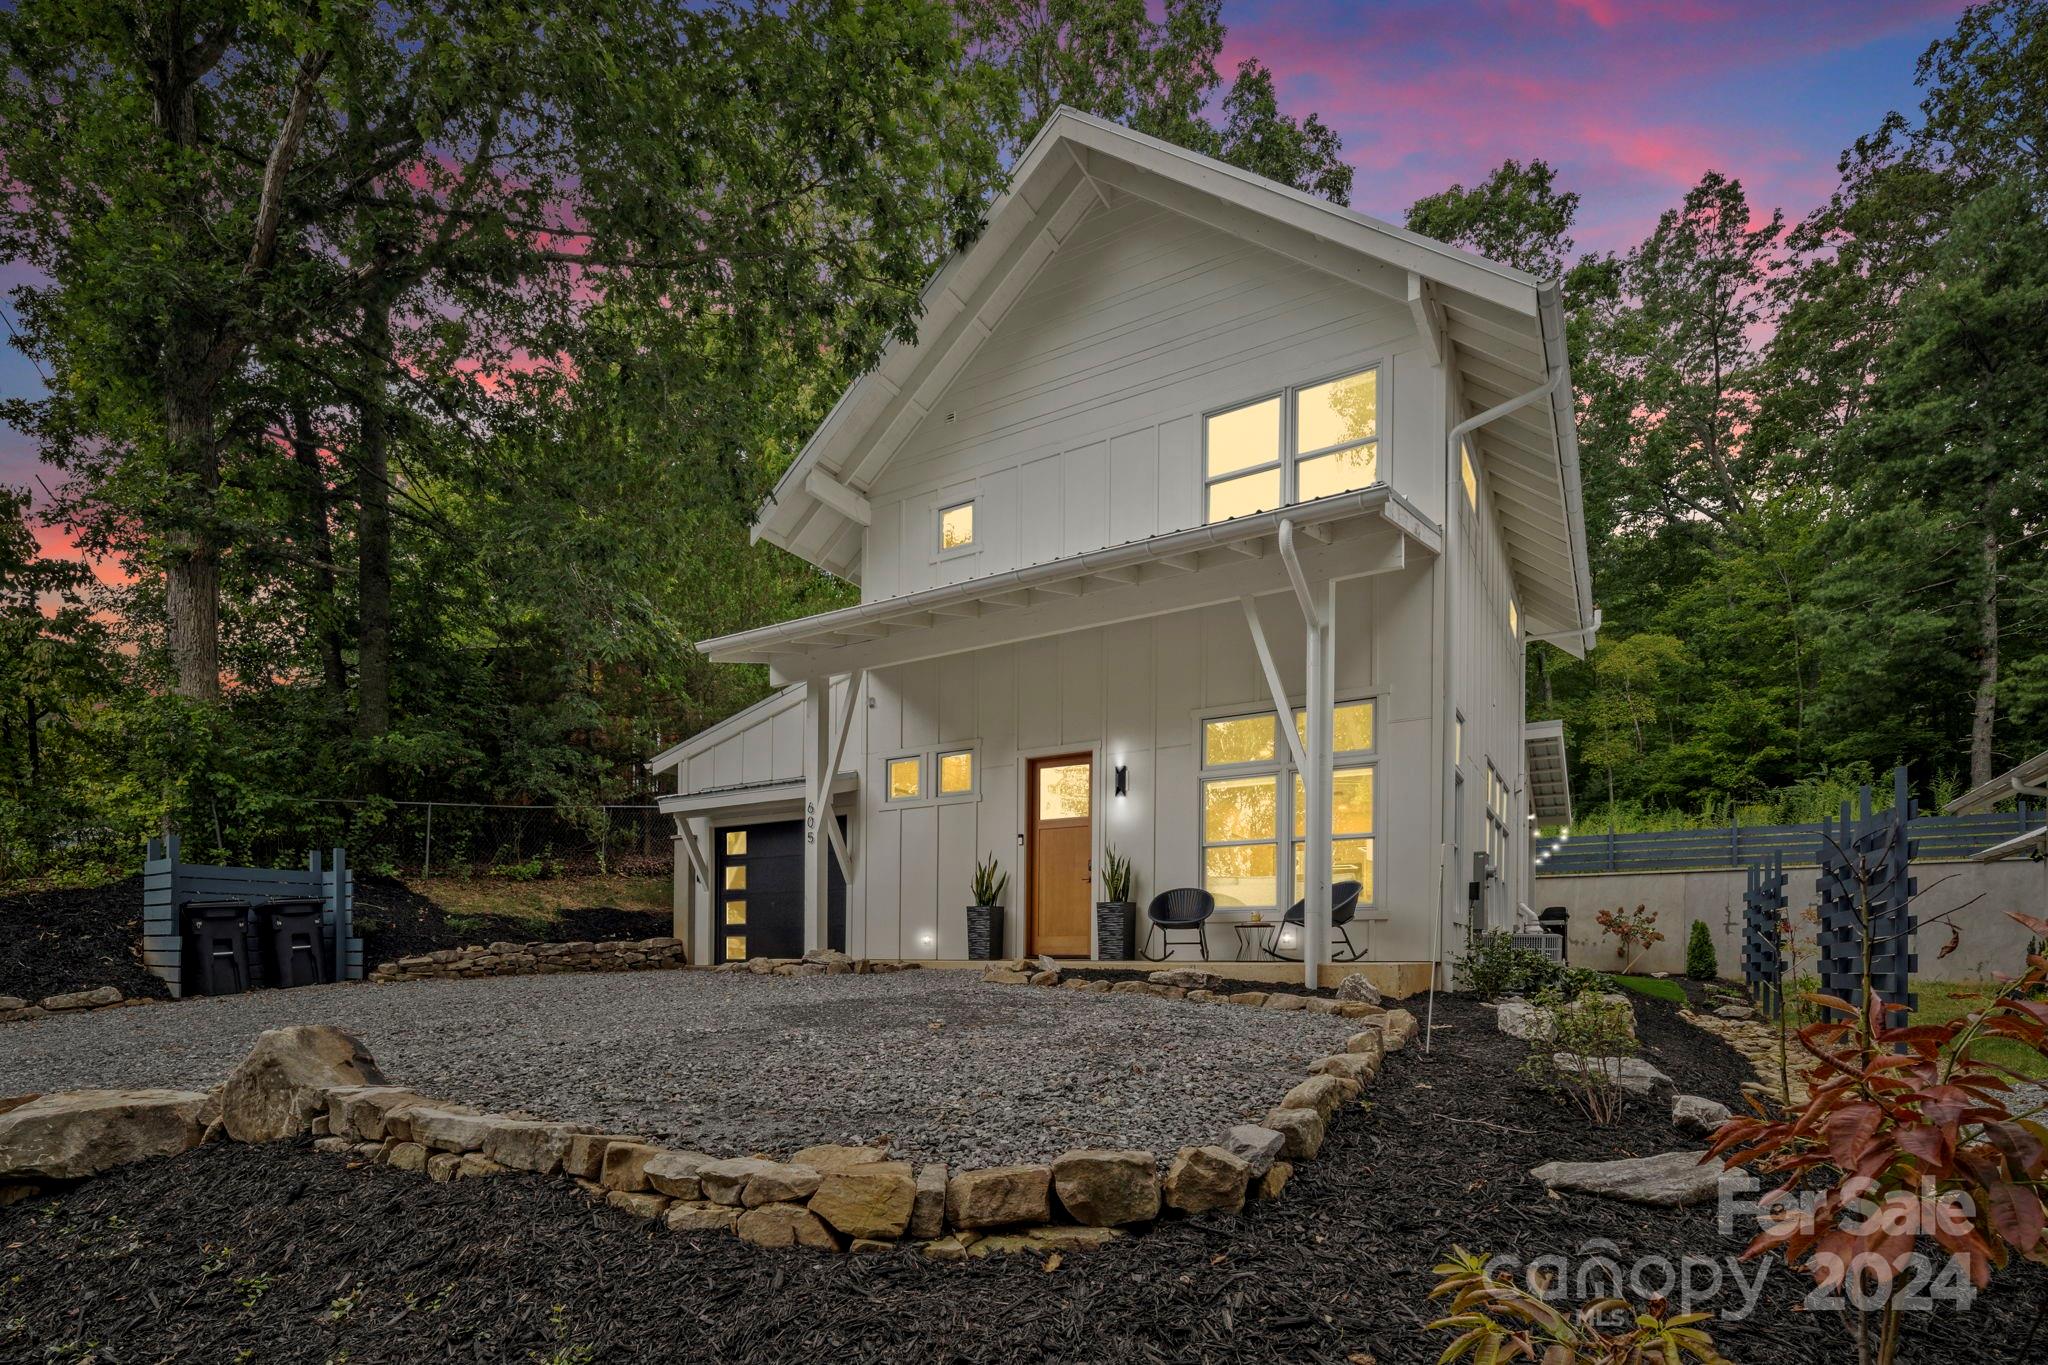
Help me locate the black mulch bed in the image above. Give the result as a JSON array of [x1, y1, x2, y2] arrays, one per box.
[[0, 875, 168, 1003], [6, 995, 2045, 1363], [0, 875, 669, 1005]]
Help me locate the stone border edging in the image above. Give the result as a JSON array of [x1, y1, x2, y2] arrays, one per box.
[[0, 986, 140, 1025], [369, 935, 687, 982], [1, 972, 1421, 1260]]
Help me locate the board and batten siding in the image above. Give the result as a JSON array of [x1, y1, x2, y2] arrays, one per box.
[[844, 567, 1439, 964], [857, 197, 1443, 600]]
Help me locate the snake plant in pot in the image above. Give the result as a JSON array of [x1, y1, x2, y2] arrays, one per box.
[[1095, 845, 1136, 961], [965, 854, 1009, 960]]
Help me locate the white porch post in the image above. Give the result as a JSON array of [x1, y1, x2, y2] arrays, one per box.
[[802, 680, 830, 954], [1303, 580, 1335, 990]]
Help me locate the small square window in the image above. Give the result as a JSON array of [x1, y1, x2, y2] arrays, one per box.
[[723, 865, 746, 891], [723, 934, 747, 962], [939, 500, 975, 552], [887, 756, 923, 801], [724, 830, 746, 856], [938, 749, 974, 795], [724, 903, 746, 926]]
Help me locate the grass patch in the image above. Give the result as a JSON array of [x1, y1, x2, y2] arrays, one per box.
[[1908, 980, 2048, 1081], [411, 874, 669, 929], [1610, 973, 1687, 1004]]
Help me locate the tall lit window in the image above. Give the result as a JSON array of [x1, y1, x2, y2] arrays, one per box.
[[1508, 599, 1520, 639], [938, 500, 975, 552], [1203, 367, 1381, 524], [1460, 445, 1477, 510], [1199, 701, 1377, 912]]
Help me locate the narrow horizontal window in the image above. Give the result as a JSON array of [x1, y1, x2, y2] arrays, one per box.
[[1204, 713, 1277, 766], [1292, 701, 1375, 756]]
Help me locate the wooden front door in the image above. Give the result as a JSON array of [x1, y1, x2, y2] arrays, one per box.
[[1028, 753, 1093, 958]]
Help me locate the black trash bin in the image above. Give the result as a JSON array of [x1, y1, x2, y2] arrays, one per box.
[[182, 899, 252, 996], [257, 897, 328, 987], [1538, 906, 1570, 963]]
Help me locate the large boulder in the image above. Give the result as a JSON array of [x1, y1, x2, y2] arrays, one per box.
[[1051, 1149, 1160, 1227], [1530, 1152, 1726, 1207], [222, 1026, 386, 1142], [1550, 1054, 1672, 1095], [1495, 998, 1555, 1042], [1672, 1094, 1733, 1136], [1335, 973, 1382, 1005], [0, 1090, 217, 1180], [808, 1161, 917, 1240], [946, 1165, 1052, 1229], [1163, 1145, 1250, 1215]]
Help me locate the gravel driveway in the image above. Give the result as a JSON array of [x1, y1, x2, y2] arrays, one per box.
[[2, 970, 1363, 1166]]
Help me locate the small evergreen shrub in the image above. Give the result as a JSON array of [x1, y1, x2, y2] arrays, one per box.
[[1685, 919, 1717, 980]]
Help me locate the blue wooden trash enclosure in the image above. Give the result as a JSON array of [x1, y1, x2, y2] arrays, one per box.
[[142, 836, 363, 997]]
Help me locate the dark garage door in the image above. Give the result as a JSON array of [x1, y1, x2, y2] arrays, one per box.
[[714, 818, 845, 964]]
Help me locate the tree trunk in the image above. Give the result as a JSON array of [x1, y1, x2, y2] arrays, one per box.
[[1970, 519, 1999, 789], [355, 294, 396, 743], [163, 383, 222, 700], [288, 406, 350, 714]]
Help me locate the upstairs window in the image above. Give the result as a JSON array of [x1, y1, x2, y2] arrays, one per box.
[[1204, 366, 1381, 524], [938, 499, 975, 554], [1460, 445, 1477, 510]]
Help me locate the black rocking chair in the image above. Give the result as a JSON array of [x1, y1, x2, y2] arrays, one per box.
[[1264, 880, 1366, 962], [1141, 888, 1216, 961]]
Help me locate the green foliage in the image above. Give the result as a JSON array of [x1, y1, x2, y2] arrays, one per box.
[[1520, 985, 1640, 1126], [970, 854, 1008, 908], [1404, 158, 1580, 281], [958, 0, 1353, 201], [1457, 930, 1608, 1001], [1428, 1246, 1723, 1364], [1685, 920, 1718, 980], [1100, 846, 1134, 904]]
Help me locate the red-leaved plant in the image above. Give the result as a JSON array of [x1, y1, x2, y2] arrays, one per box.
[[1706, 911, 2048, 1365]]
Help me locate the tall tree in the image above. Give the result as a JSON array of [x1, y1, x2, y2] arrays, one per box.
[[1404, 158, 1580, 280], [958, 0, 1354, 202]]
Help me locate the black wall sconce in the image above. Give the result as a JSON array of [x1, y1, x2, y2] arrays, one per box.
[[1114, 763, 1128, 797]]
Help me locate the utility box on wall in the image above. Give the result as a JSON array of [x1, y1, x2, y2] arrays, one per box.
[[141, 836, 363, 997]]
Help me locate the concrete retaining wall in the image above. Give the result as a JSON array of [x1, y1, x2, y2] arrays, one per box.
[[1532, 857, 2048, 984]]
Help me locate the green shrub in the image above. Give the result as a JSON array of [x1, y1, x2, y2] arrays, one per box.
[[1685, 919, 1717, 980], [1458, 930, 1612, 1000], [1519, 984, 1639, 1126]]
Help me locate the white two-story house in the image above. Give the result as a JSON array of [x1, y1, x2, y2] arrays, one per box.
[[653, 110, 1591, 994]]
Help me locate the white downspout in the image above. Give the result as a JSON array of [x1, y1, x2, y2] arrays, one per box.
[[1439, 362, 1569, 990]]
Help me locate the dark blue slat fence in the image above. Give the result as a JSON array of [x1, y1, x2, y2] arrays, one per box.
[[1535, 806, 2040, 876]]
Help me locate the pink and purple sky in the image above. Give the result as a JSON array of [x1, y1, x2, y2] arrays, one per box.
[[0, 0, 1970, 575]]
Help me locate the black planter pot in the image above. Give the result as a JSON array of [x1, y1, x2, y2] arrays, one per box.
[[1095, 901, 1136, 960], [965, 904, 1005, 961]]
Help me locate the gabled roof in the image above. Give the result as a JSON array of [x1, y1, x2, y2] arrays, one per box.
[[751, 107, 1593, 640]]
